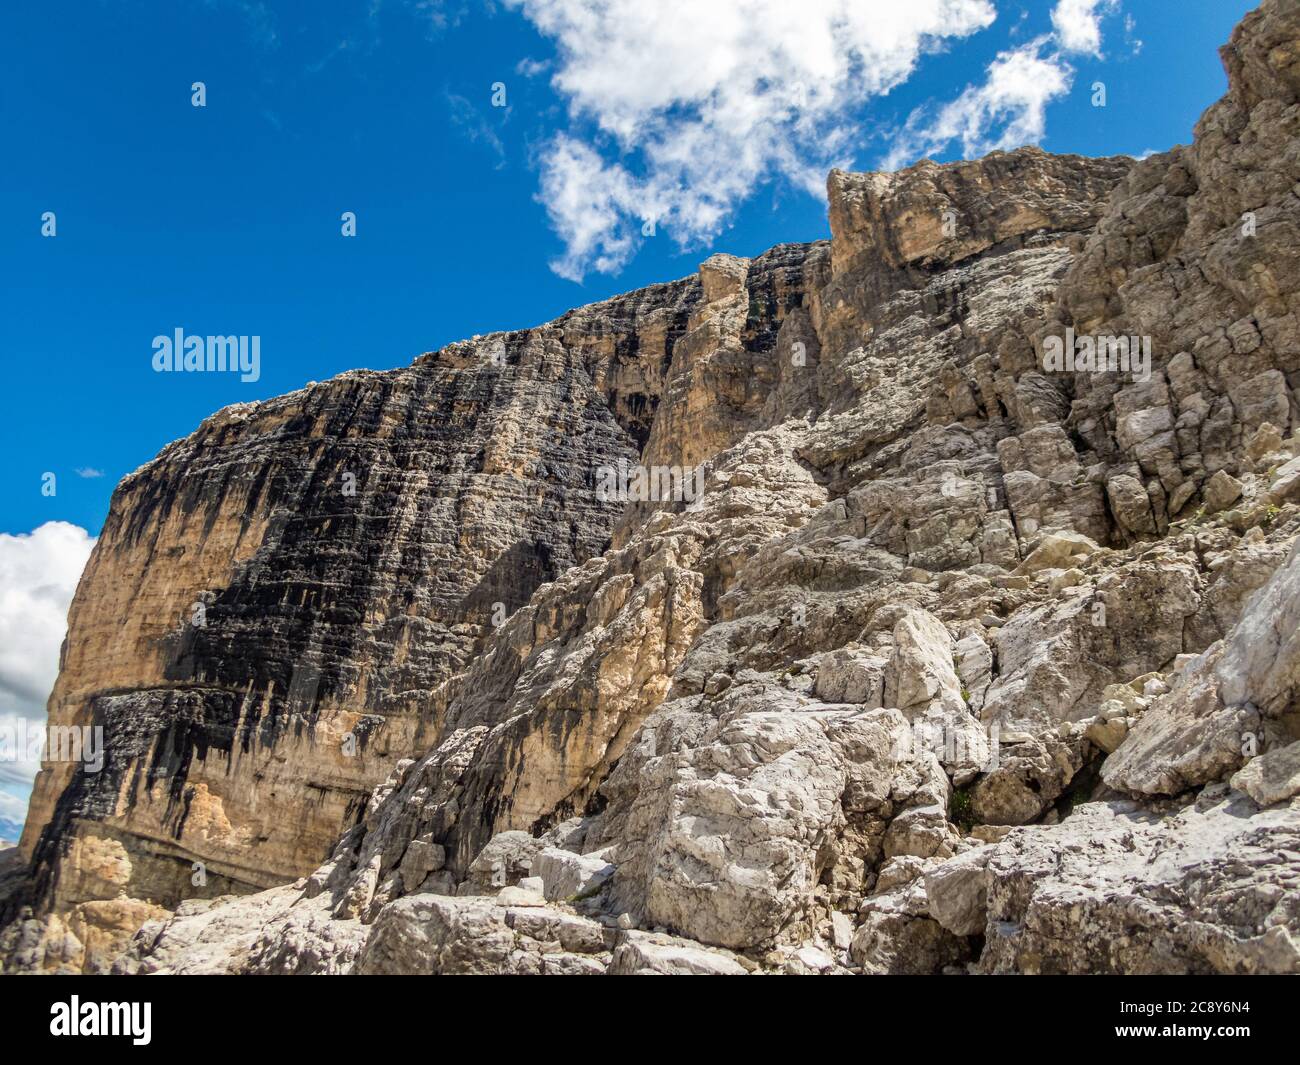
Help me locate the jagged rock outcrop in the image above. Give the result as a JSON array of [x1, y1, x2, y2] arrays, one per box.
[[6, 276, 706, 962], [4, 0, 1299, 975]]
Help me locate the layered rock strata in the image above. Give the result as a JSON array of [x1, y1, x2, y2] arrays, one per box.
[[4, 0, 1299, 976]]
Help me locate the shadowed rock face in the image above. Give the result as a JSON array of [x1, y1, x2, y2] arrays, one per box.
[[5, 0, 1300, 978], [11, 249, 821, 928], [19, 285, 711, 906]]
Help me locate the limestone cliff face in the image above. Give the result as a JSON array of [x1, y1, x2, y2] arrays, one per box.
[[9, 243, 825, 965], [17, 279, 704, 907], [6, 0, 1300, 977]]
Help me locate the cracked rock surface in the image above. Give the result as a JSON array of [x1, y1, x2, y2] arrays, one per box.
[[3, 0, 1300, 975]]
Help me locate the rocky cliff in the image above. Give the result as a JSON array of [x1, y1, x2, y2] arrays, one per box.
[[4, 0, 1300, 975]]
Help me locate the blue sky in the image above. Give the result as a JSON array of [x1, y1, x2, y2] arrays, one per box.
[[0, 0, 1260, 836]]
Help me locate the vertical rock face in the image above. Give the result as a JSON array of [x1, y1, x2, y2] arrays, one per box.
[[6, 0, 1300, 977], [17, 279, 705, 909], [12, 247, 824, 951]]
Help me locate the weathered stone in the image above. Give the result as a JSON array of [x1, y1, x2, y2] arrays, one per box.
[[1014, 531, 1099, 575], [533, 848, 615, 903], [608, 931, 747, 975], [850, 900, 972, 975], [923, 846, 992, 936], [1230, 741, 1300, 806], [970, 734, 1087, 826], [976, 792, 1300, 974], [1271, 456, 1300, 504], [7, 0, 1300, 980], [1104, 543, 1300, 796], [1204, 469, 1244, 513], [815, 647, 887, 706]]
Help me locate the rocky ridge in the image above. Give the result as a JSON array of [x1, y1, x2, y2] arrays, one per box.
[[3, 0, 1299, 975]]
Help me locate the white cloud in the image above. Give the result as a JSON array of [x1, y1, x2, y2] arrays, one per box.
[[1052, 0, 1119, 56], [881, 37, 1072, 170], [516, 56, 550, 78], [880, 0, 1121, 172], [0, 522, 94, 832], [505, 0, 998, 280], [0, 786, 28, 837], [1123, 13, 1144, 56], [0, 519, 94, 737]]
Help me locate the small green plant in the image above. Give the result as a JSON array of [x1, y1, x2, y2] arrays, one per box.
[[960, 687, 972, 704], [1262, 503, 1280, 527], [567, 881, 606, 904], [949, 788, 977, 832]]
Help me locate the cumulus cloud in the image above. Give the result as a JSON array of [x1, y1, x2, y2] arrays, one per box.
[[881, 0, 1120, 172], [881, 36, 1071, 171], [1052, 0, 1119, 56], [505, 0, 999, 280], [0, 522, 95, 822], [0, 522, 94, 719]]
